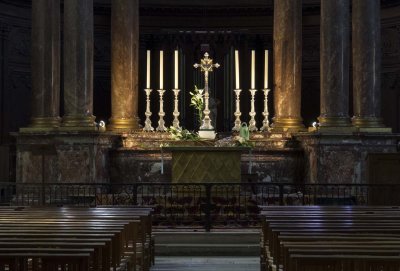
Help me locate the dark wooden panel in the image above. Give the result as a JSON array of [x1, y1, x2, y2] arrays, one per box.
[[0, 145, 9, 181], [367, 153, 400, 205]]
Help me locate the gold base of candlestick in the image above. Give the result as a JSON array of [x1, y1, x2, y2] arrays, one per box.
[[60, 114, 97, 131], [20, 117, 61, 132], [108, 117, 139, 132], [271, 117, 305, 132]]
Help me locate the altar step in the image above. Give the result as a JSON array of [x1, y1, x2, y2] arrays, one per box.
[[154, 231, 260, 256]]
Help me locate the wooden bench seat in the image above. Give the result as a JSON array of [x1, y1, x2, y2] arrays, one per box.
[[289, 254, 400, 271], [0, 206, 154, 271], [259, 206, 400, 271], [0, 252, 91, 271]]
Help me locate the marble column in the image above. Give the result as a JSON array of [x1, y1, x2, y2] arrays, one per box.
[[272, 0, 304, 131], [61, 0, 96, 130], [352, 0, 386, 129], [24, 0, 61, 131], [318, 0, 352, 128], [108, 0, 140, 131]]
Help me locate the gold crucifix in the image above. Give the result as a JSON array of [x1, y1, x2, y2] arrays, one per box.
[[194, 52, 220, 130]]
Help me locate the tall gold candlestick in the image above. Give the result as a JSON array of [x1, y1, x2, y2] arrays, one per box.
[[143, 88, 154, 131], [156, 89, 167, 132], [248, 88, 258, 131], [172, 88, 181, 129], [260, 88, 271, 131]]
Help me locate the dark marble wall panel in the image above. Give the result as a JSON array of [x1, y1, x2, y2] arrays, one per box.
[[301, 76, 320, 127], [382, 26, 400, 67], [0, 6, 31, 180], [302, 24, 320, 127], [298, 134, 400, 184], [0, 17, 31, 144], [7, 26, 30, 64], [93, 74, 111, 123], [93, 24, 111, 124], [382, 71, 400, 131], [6, 69, 31, 132], [15, 133, 118, 183]]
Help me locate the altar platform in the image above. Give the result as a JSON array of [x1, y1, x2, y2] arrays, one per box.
[[107, 131, 304, 184], [14, 131, 400, 185], [163, 146, 251, 183]]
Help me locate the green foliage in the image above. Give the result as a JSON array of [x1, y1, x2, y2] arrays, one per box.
[[168, 126, 199, 141], [233, 135, 254, 147], [189, 85, 204, 127]]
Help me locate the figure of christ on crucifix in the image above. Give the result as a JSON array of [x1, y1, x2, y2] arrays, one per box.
[[194, 52, 220, 131]]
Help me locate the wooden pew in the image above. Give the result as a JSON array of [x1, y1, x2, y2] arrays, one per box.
[[0, 206, 154, 265], [0, 252, 91, 271], [0, 207, 153, 268], [259, 206, 400, 271], [0, 206, 154, 271]]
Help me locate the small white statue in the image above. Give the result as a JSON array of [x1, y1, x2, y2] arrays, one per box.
[[98, 120, 106, 132]]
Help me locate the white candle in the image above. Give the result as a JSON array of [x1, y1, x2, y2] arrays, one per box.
[[146, 50, 151, 89], [264, 50, 269, 89], [235, 50, 240, 89], [251, 50, 255, 89], [174, 50, 178, 89], [159, 50, 164, 90]]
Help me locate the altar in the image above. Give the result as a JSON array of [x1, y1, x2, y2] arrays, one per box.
[[162, 146, 251, 183]]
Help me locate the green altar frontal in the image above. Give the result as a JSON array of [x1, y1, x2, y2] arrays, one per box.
[[163, 146, 251, 183]]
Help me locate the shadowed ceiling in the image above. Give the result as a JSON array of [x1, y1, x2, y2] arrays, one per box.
[[3, 0, 400, 9]]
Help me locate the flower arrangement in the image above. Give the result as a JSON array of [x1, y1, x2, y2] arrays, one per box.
[[233, 135, 253, 147], [189, 85, 204, 127], [214, 135, 253, 147], [168, 126, 199, 141]]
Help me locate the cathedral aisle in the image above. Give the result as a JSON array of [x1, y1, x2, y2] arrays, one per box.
[[151, 257, 259, 271]]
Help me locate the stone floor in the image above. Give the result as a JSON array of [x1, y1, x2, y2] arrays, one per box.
[[151, 256, 259, 271]]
